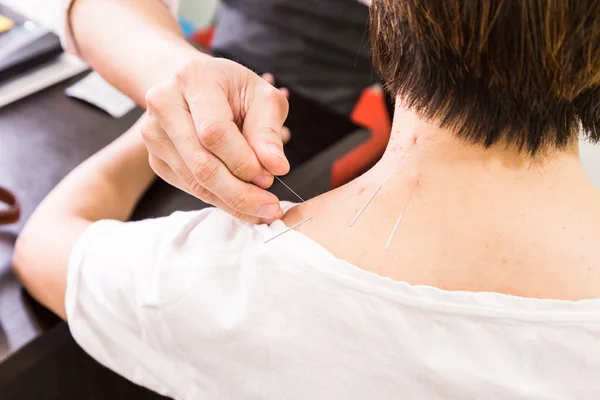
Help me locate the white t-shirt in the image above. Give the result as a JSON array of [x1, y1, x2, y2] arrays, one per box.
[[66, 205, 600, 400]]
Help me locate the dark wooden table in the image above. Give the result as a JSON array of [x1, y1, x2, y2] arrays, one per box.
[[0, 70, 368, 398]]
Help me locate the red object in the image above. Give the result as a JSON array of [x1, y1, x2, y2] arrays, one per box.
[[331, 87, 391, 188], [191, 27, 215, 48], [0, 186, 20, 225]]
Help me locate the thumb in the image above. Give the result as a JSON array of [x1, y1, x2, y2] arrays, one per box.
[[243, 81, 290, 176]]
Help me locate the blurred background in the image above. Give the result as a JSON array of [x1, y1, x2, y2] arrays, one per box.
[[180, 0, 219, 31], [1, 0, 598, 187]]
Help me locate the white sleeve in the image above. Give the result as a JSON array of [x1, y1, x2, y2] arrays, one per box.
[[59, 0, 180, 55], [65, 208, 211, 397]]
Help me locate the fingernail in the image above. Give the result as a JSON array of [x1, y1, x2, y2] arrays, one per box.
[[267, 144, 286, 160], [253, 175, 273, 189], [257, 204, 281, 219]]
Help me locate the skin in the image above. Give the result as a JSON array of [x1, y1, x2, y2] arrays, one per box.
[[13, 117, 155, 320], [13, 99, 600, 322], [286, 104, 600, 301]]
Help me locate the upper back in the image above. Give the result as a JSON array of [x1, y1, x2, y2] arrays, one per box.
[[289, 168, 600, 301]]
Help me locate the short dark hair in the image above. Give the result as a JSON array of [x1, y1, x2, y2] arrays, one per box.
[[371, 0, 600, 155]]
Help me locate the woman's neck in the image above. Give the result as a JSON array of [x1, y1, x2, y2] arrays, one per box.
[[288, 105, 600, 300], [362, 106, 589, 196]]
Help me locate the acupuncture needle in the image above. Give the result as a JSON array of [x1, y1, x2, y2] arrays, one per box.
[[384, 189, 415, 249], [348, 183, 384, 227], [264, 215, 315, 243], [349, 141, 416, 227], [264, 191, 361, 244], [275, 176, 305, 202]]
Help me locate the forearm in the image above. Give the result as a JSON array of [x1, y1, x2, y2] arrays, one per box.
[[13, 117, 155, 318], [69, 0, 207, 105], [36, 117, 154, 222]]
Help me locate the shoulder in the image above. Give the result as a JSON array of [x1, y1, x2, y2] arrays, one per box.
[[68, 202, 305, 307], [68, 207, 265, 305]]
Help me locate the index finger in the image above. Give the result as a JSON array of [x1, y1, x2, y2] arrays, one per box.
[[243, 81, 291, 176], [182, 79, 268, 186]]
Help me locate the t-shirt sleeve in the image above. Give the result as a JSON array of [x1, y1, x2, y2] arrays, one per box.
[[65, 208, 224, 397], [59, 0, 180, 56], [65, 203, 296, 398]]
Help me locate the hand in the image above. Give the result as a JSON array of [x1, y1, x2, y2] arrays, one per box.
[[261, 73, 291, 144], [142, 56, 290, 223]]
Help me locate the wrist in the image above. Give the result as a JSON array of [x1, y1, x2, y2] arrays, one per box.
[[167, 41, 211, 76], [137, 41, 210, 107]]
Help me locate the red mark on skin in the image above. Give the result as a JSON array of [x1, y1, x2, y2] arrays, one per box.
[[391, 143, 404, 153], [412, 173, 422, 189], [501, 257, 508, 264], [357, 186, 366, 194], [391, 137, 419, 153]]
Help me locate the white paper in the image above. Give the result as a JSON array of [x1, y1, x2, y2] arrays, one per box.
[[0, 53, 87, 108], [66, 72, 136, 118], [0, 0, 88, 108]]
